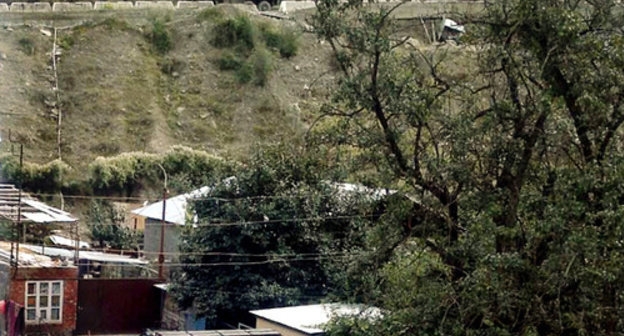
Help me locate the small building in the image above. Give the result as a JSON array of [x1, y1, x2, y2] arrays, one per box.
[[250, 304, 381, 336], [0, 241, 162, 335], [0, 241, 79, 336], [131, 186, 211, 261]]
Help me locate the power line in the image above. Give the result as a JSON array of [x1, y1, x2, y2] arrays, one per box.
[[71, 255, 356, 268]]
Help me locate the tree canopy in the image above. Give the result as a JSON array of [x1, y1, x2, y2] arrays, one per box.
[[309, 0, 624, 334], [170, 146, 378, 327]]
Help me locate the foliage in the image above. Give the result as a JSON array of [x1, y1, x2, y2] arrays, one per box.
[[170, 144, 373, 326], [86, 200, 141, 250], [217, 51, 243, 71], [88, 146, 234, 195], [0, 155, 69, 192], [148, 18, 172, 54], [0, 220, 16, 241], [212, 16, 299, 86], [250, 48, 272, 86], [17, 37, 34, 56], [311, 0, 624, 334], [260, 24, 300, 58], [212, 16, 255, 52]]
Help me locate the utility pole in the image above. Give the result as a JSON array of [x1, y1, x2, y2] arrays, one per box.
[[157, 164, 168, 280], [7, 131, 24, 271]]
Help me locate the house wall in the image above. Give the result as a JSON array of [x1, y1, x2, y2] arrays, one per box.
[[256, 318, 314, 336], [10, 266, 79, 336], [143, 218, 180, 261], [127, 214, 146, 231]]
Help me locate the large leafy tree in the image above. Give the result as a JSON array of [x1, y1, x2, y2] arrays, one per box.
[[311, 0, 624, 334], [171, 145, 377, 327]]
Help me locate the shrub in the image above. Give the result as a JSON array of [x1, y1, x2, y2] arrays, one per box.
[[0, 155, 70, 192], [149, 19, 172, 54], [18, 37, 34, 55], [88, 146, 236, 195], [212, 16, 255, 52], [217, 52, 243, 71], [261, 25, 299, 58], [276, 29, 299, 58], [251, 48, 273, 86], [234, 61, 253, 84]]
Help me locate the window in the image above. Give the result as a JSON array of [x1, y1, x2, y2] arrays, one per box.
[[25, 281, 63, 324]]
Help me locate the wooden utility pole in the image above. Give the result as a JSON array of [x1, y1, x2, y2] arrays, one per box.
[[157, 164, 168, 280]]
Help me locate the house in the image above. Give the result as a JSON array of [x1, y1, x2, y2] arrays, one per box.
[[131, 186, 211, 261], [0, 241, 79, 336], [250, 304, 381, 336], [0, 241, 162, 335]]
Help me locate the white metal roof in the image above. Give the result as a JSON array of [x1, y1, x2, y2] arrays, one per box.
[[48, 235, 91, 249], [21, 244, 148, 265], [250, 303, 381, 335], [0, 184, 76, 223], [131, 186, 211, 225]]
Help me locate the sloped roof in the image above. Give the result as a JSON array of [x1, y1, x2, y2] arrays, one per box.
[[0, 184, 76, 223], [131, 186, 211, 225], [250, 303, 381, 335]]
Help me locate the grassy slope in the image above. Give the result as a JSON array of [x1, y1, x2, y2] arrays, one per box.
[[0, 6, 335, 172]]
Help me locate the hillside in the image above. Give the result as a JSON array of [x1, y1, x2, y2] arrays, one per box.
[[0, 6, 336, 169]]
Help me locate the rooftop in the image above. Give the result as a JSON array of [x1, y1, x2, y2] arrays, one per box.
[[0, 241, 148, 267], [250, 303, 381, 335], [0, 241, 74, 268], [131, 186, 211, 225], [0, 184, 76, 223]]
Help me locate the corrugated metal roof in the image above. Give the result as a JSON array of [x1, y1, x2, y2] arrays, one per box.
[[48, 235, 91, 249], [20, 244, 148, 265], [131, 186, 211, 225], [0, 184, 76, 223]]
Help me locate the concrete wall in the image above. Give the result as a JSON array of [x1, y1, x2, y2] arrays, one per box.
[[52, 1, 93, 11], [10, 266, 79, 336], [0, 3, 9, 11], [135, 0, 175, 9], [177, 1, 215, 8], [143, 218, 180, 261], [256, 318, 309, 336], [10, 2, 52, 12], [93, 1, 135, 10], [279, 1, 316, 13]]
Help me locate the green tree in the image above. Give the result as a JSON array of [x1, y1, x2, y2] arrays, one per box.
[[170, 145, 375, 327], [87, 200, 140, 250], [311, 0, 624, 334]]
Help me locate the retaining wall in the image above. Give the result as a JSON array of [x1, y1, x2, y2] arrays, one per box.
[[52, 1, 93, 11], [10, 2, 52, 12], [176, 0, 214, 8], [135, 0, 175, 9], [3, 0, 216, 12], [0, 0, 483, 13], [93, 1, 134, 9]]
